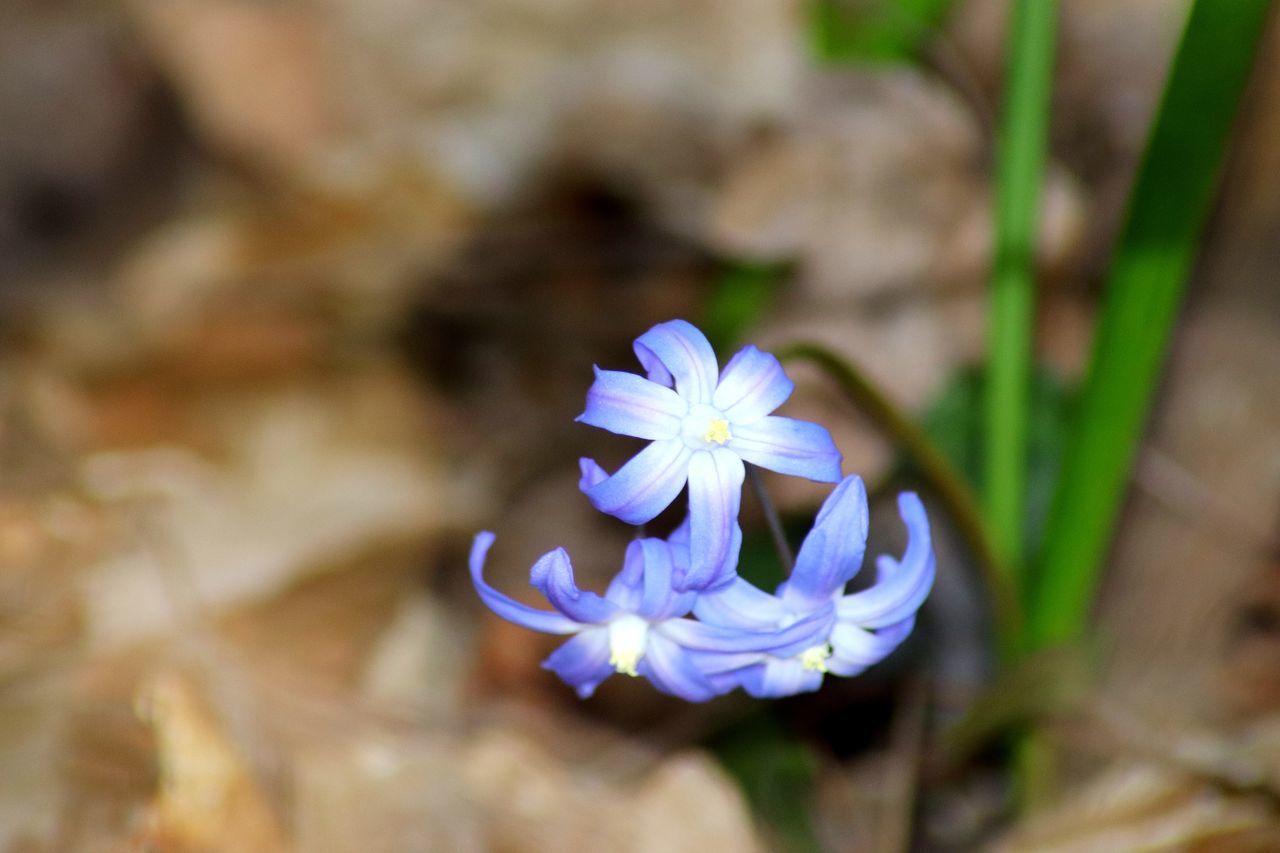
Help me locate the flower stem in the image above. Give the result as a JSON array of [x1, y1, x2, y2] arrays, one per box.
[[747, 464, 795, 574]]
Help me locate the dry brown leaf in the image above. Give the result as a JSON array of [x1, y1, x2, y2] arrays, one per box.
[[78, 369, 470, 650], [710, 72, 1085, 300], [995, 762, 1280, 853], [134, 671, 288, 852], [125, 0, 337, 175]]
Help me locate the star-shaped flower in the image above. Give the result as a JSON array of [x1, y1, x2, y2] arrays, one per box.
[[469, 529, 830, 701], [577, 320, 842, 591], [691, 477, 935, 698]]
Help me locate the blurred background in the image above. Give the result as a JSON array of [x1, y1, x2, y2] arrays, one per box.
[[1, 0, 1278, 850]]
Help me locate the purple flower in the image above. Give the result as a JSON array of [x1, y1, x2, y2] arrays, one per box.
[[577, 320, 842, 591], [692, 477, 935, 698], [469, 530, 830, 702]]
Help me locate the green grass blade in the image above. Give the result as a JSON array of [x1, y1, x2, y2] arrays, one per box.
[[922, 365, 1075, 586], [1029, 0, 1273, 649], [985, 0, 1058, 576]]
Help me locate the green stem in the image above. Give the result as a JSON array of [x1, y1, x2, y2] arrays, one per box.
[[778, 343, 1023, 658], [985, 0, 1057, 576], [1014, 728, 1057, 810]]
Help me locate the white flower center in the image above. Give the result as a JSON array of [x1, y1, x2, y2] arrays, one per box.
[[799, 644, 832, 673], [681, 403, 733, 449], [608, 615, 650, 677]]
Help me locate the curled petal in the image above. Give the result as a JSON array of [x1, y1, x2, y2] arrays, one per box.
[[671, 519, 741, 593], [605, 539, 646, 611], [780, 476, 869, 609], [827, 617, 915, 677], [582, 438, 692, 525], [728, 416, 842, 483], [633, 538, 695, 621], [543, 630, 614, 698], [691, 578, 789, 630], [713, 345, 794, 424], [638, 633, 721, 702], [633, 320, 719, 405], [469, 532, 579, 634], [530, 547, 620, 625], [577, 367, 686, 440], [679, 448, 745, 591], [578, 457, 608, 491], [834, 493, 935, 629]]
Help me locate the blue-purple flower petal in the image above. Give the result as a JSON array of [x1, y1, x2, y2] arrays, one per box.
[[713, 345, 794, 424], [543, 630, 614, 698], [728, 416, 842, 483], [679, 447, 745, 591], [666, 514, 691, 549], [738, 658, 824, 699], [638, 633, 721, 702], [581, 438, 692, 524], [779, 475, 869, 609], [662, 607, 833, 655], [605, 539, 647, 611], [633, 538, 695, 620], [670, 514, 742, 593], [577, 367, 686, 440], [633, 320, 719, 405], [827, 617, 915, 677], [469, 532, 580, 635], [530, 547, 620, 625], [834, 493, 934, 629], [688, 649, 767, 676], [578, 457, 608, 491], [691, 577, 790, 630]]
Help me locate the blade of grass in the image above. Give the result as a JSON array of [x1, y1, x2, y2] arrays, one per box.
[[921, 366, 1075, 567], [1029, 0, 1273, 649], [985, 0, 1058, 581]]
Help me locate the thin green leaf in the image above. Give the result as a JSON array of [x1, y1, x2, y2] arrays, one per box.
[[1029, 0, 1274, 649], [920, 366, 1075, 593], [985, 0, 1057, 579]]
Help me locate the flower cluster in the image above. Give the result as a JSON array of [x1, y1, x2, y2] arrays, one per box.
[[471, 320, 935, 701]]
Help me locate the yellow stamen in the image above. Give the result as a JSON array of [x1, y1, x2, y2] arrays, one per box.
[[800, 644, 832, 673], [703, 418, 732, 445], [609, 649, 640, 677]]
